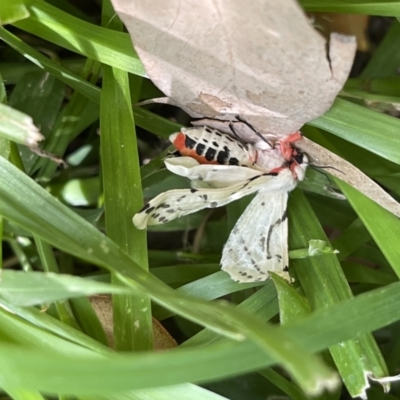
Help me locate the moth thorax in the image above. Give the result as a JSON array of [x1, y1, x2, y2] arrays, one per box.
[[255, 148, 287, 171]]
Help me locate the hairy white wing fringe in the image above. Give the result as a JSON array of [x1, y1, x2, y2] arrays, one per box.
[[133, 131, 308, 283]]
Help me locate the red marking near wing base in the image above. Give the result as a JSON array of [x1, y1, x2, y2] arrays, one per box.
[[270, 131, 304, 179], [279, 131, 302, 161], [171, 132, 186, 151]]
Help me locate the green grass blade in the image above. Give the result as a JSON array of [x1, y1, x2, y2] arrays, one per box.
[[13, 0, 145, 76], [0, 270, 130, 306], [301, 1, 400, 16], [100, 1, 152, 352], [0, 0, 30, 25], [334, 178, 400, 278], [2, 279, 400, 394], [82, 384, 230, 400], [0, 27, 101, 104], [0, 156, 337, 394], [289, 190, 389, 397], [310, 98, 400, 165]]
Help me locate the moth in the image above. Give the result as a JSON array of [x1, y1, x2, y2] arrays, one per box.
[[133, 127, 308, 282]]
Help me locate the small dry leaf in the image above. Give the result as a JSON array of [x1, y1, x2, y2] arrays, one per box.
[[112, 0, 356, 139], [89, 295, 177, 349]]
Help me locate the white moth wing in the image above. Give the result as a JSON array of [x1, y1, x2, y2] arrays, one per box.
[[221, 191, 289, 283], [165, 157, 263, 188], [133, 173, 275, 229]]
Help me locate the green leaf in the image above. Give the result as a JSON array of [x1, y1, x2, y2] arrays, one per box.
[[271, 274, 311, 324], [13, 0, 145, 76], [0, 270, 129, 306], [0, 156, 335, 395], [310, 98, 400, 165], [301, 1, 400, 16], [100, 3, 152, 352], [0, 0, 30, 25], [0, 27, 101, 104], [334, 178, 400, 279], [289, 190, 389, 398]]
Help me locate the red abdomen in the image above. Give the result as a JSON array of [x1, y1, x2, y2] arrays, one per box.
[[170, 127, 256, 167]]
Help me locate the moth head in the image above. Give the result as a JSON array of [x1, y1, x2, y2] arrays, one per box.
[[292, 151, 308, 181]]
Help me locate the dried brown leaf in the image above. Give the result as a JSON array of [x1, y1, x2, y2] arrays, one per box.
[[112, 0, 356, 139], [296, 138, 400, 218]]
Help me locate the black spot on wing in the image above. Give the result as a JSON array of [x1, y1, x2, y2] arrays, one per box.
[[139, 203, 151, 213], [212, 141, 219, 147], [205, 127, 212, 133], [196, 143, 205, 155], [156, 203, 170, 209], [205, 147, 217, 161], [265, 213, 286, 259], [210, 201, 218, 208], [190, 188, 198, 193], [185, 135, 196, 149], [145, 206, 155, 214], [217, 147, 230, 164], [229, 157, 239, 165]]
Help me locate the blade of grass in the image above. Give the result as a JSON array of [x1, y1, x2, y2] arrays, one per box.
[[334, 178, 400, 279], [2, 279, 400, 394], [34, 237, 80, 330], [0, 156, 338, 395], [289, 189, 389, 398], [82, 383, 230, 400], [0, 0, 30, 25], [301, 1, 400, 16], [310, 98, 400, 165], [36, 59, 101, 181], [100, 0, 152, 351], [9, 71, 64, 174], [0, 27, 101, 104], [13, 0, 145, 76]]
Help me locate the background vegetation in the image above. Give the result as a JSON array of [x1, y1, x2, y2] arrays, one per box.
[[1, 1, 400, 399]]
